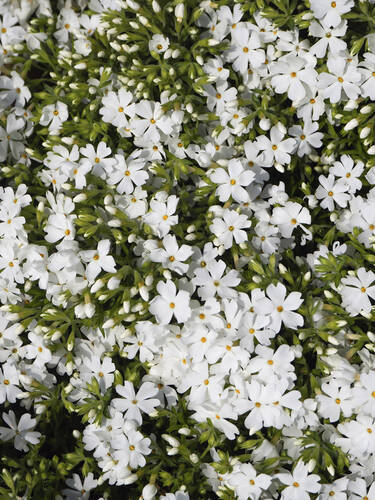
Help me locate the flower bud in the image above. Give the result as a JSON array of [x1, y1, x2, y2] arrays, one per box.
[[175, 3, 184, 21], [344, 118, 358, 131]]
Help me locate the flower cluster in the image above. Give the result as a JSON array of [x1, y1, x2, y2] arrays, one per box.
[[2, 0, 375, 498]]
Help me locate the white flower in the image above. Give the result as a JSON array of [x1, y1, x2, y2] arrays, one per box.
[[316, 380, 352, 422], [288, 120, 324, 157], [62, 473, 98, 500], [359, 52, 375, 100], [209, 159, 255, 203], [132, 100, 174, 141], [340, 267, 375, 316], [228, 463, 271, 500], [329, 154, 363, 194], [112, 427, 152, 468], [0, 71, 31, 109], [271, 201, 311, 238], [80, 240, 116, 282], [40, 101, 69, 131], [149, 279, 191, 324], [257, 124, 296, 166], [277, 461, 321, 500], [143, 193, 179, 237], [315, 174, 350, 211], [204, 81, 237, 114], [99, 89, 136, 128], [318, 56, 361, 103], [309, 20, 347, 57], [108, 154, 149, 195], [226, 25, 265, 73], [193, 259, 240, 300], [149, 34, 170, 53], [112, 381, 160, 425], [258, 282, 304, 332], [0, 411, 41, 452], [210, 209, 251, 249], [148, 234, 193, 275], [310, 0, 354, 28], [318, 478, 348, 500], [0, 14, 25, 45], [0, 361, 21, 403], [270, 55, 317, 101]]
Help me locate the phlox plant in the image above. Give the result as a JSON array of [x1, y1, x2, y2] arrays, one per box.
[[1, 0, 375, 499]]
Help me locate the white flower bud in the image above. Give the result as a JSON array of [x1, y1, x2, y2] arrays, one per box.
[[326, 347, 337, 355], [303, 271, 311, 282], [103, 319, 115, 329], [327, 465, 335, 476], [343, 99, 357, 111], [196, 55, 204, 65], [361, 105, 372, 114], [162, 434, 180, 447], [51, 331, 62, 342], [152, 1, 161, 12], [360, 126, 371, 138], [124, 473, 139, 485], [108, 277, 121, 290], [344, 118, 358, 131], [330, 213, 338, 222], [175, 3, 184, 21], [178, 427, 191, 435], [35, 404, 46, 415], [91, 279, 105, 293], [138, 15, 149, 26], [108, 219, 122, 227], [73, 193, 87, 203], [163, 269, 172, 280], [278, 263, 287, 274], [185, 233, 196, 241], [367, 145, 375, 155], [142, 484, 158, 500], [190, 453, 199, 463], [166, 446, 179, 455]]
